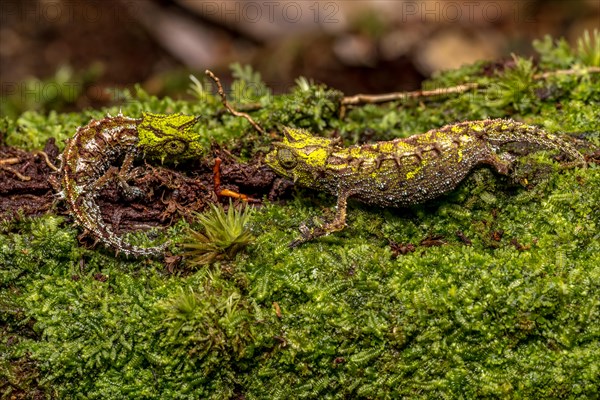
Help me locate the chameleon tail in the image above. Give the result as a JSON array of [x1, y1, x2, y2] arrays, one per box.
[[74, 194, 169, 257], [481, 119, 586, 165]]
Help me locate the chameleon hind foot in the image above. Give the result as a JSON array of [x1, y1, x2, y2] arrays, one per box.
[[89, 153, 145, 200]]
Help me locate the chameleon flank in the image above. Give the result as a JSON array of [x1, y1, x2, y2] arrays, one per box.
[[265, 119, 586, 246], [57, 112, 203, 256]]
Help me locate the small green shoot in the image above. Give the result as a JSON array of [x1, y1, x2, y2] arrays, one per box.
[[180, 202, 254, 266], [187, 74, 206, 101], [488, 54, 537, 113], [230, 63, 271, 104], [577, 29, 600, 67]]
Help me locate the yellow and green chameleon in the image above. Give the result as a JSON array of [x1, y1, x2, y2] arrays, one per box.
[[57, 112, 585, 256], [265, 119, 585, 246]]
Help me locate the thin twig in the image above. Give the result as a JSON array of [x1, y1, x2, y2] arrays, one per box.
[[341, 83, 480, 106], [1, 157, 33, 180], [205, 69, 266, 135], [340, 66, 600, 106], [533, 66, 600, 80]]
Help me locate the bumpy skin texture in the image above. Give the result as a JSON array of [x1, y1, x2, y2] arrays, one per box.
[[265, 119, 586, 246], [57, 112, 202, 257]]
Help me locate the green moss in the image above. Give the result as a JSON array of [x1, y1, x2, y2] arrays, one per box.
[[1, 34, 599, 398]]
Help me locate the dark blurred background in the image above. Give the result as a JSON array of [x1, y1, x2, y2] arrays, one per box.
[[1, 0, 598, 116]]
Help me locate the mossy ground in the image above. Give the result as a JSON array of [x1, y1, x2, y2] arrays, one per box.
[[1, 35, 599, 398]]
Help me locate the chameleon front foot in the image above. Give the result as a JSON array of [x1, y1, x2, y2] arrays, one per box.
[[289, 221, 345, 248], [289, 192, 350, 247], [117, 176, 145, 201], [289, 223, 319, 248]]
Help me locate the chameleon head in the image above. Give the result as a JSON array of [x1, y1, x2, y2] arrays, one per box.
[[137, 112, 204, 163], [265, 127, 336, 186]]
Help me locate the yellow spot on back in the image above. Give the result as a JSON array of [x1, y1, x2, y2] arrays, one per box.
[[377, 142, 395, 152], [406, 166, 422, 180], [470, 122, 485, 132]]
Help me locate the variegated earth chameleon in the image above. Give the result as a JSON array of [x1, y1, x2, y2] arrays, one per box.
[[55, 112, 207, 256], [264, 119, 586, 247], [56, 111, 260, 257]]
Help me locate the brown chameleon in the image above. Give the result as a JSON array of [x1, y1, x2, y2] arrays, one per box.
[[56, 112, 204, 257], [265, 119, 586, 246]]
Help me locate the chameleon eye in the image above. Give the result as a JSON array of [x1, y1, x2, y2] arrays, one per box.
[[277, 148, 297, 169], [164, 139, 188, 155]]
